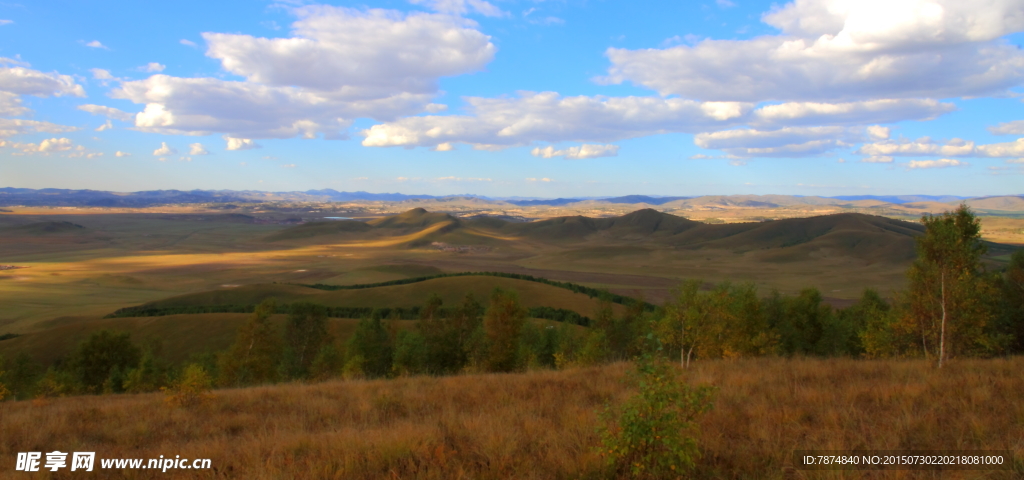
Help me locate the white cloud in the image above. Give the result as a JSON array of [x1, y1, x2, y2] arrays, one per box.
[[115, 151, 131, 157], [362, 92, 752, 149], [85, 40, 108, 49], [526, 177, 553, 182], [751, 99, 954, 127], [95, 119, 113, 131], [0, 91, 28, 116], [601, 0, 1024, 102], [86, 152, 103, 159], [153, 142, 177, 156], [907, 158, 968, 169], [0, 20, 12, 26], [860, 155, 893, 163], [180, 39, 197, 47], [409, 0, 505, 17], [179, 156, 192, 162], [282, 163, 296, 168], [531, 144, 620, 159], [189, 143, 210, 155], [1007, 158, 1024, 164], [112, 6, 495, 139], [857, 136, 1024, 158], [141, 62, 165, 72], [224, 136, 261, 150], [0, 61, 86, 97], [866, 125, 890, 140], [77, 104, 135, 122], [977, 138, 1024, 157], [38, 137, 74, 152], [0, 118, 77, 138], [989, 120, 1024, 135], [434, 142, 455, 151], [716, 0, 737, 8]]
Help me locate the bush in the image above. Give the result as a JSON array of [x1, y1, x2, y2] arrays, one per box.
[[597, 356, 715, 479], [163, 364, 212, 408]]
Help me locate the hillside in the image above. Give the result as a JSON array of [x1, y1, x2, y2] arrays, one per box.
[[131, 276, 626, 318]]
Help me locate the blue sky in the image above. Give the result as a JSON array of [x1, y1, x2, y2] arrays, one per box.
[[1, 0, 1023, 197]]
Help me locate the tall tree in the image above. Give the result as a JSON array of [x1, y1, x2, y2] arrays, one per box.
[[994, 250, 1024, 353], [483, 288, 527, 372], [347, 314, 393, 378], [903, 204, 992, 367], [218, 299, 282, 386], [68, 330, 142, 394], [283, 302, 332, 379]]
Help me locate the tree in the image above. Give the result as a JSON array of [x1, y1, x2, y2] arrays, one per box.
[[347, 314, 393, 378], [483, 288, 527, 372], [903, 204, 993, 367], [218, 299, 282, 386], [994, 250, 1024, 353], [283, 302, 332, 379], [68, 330, 142, 394]]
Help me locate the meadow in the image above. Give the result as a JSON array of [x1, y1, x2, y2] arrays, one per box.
[[1, 358, 1021, 479]]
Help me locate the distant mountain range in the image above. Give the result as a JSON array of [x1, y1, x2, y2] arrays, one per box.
[[0, 187, 1014, 209]]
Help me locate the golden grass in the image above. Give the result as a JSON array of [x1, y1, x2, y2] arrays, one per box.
[[1, 357, 1021, 479]]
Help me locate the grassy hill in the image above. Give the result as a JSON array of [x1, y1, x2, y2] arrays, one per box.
[[134, 276, 625, 317], [1, 221, 88, 235]]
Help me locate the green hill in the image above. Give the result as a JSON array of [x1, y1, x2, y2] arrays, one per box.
[[2, 221, 87, 235], [132, 276, 626, 318]]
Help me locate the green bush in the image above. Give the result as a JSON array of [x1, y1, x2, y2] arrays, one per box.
[[597, 356, 715, 479]]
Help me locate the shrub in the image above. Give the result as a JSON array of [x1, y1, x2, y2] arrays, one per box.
[[163, 364, 212, 408], [597, 356, 715, 479]]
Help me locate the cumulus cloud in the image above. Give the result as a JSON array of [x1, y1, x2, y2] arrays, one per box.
[[0, 60, 86, 97], [38, 137, 74, 152], [224, 137, 261, 150], [153, 142, 177, 156], [750, 99, 954, 128], [989, 120, 1024, 135], [857, 136, 1024, 158], [362, 92, 751, 149], [85, 40, 109, 49], [409, 0, 505, 17], [95, 120, 113, 131], [907, 158, 968, 169], [0, 118, 77, 138], [77, 104, 135, 122], [692, 126, 873, 157], [601, 0, 1024, 102], [111, 6, 495, 139], [434, 142, 455, 151], [189, 143, 210, 155], [0, 91, 28, 116], [180, 39, 197, 47], [141, 62, 165, 72], [115, 151, 131, 157], [860, 155, 893, 163], [531, 144, 620, 159], [526, 177, 553, 182], [857, 137, 975, 156]]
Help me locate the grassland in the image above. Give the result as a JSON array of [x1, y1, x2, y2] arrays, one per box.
[[0, 208, 1018, 336], [1, 357, 1021, 479]]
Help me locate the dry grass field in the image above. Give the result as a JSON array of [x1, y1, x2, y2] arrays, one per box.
[[1, 357, 1021, 479]]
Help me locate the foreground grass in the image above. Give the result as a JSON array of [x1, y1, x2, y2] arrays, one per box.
[[2, 357, 1023, 479]]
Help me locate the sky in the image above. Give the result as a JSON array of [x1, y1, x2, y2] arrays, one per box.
[[1, 0, 1023, 198]]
